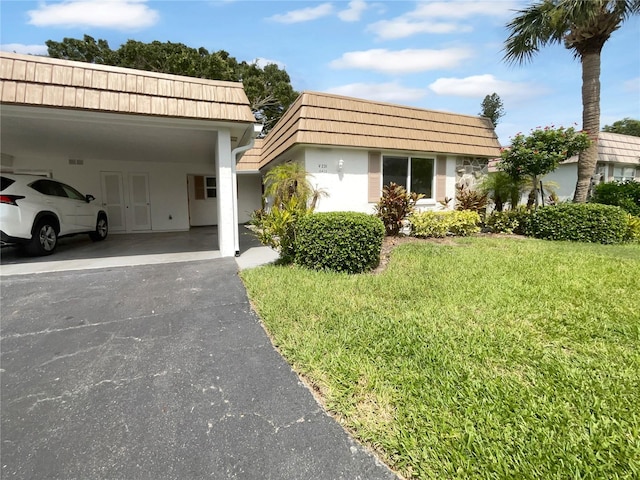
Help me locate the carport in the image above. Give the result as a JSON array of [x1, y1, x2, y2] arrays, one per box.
[[0, 52, 262, 258]]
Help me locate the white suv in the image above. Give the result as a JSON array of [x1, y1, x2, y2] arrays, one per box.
[[0, 173, 108, 255]]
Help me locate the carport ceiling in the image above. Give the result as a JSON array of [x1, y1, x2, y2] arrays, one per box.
[[1, 106, 246, 165]]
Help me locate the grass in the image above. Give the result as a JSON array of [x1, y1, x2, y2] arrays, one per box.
[[240, 237, 640, 479]]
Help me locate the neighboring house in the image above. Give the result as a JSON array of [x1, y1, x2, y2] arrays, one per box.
[[543, 132, 640, 200], [239, 91, 501, 213], [1, 52, 501, 257], [0, 51, 261, 256]]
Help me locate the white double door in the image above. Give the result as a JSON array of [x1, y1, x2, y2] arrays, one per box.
[[100, 172, 151, 232]]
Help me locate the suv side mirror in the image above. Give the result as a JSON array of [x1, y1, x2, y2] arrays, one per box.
[[85, 194, 95, 202]]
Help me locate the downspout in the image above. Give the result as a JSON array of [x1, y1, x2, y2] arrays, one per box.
[[230, 123, 263, 256]]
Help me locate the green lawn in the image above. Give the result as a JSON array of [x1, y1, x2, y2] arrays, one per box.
[[240, 237, 640, 479]]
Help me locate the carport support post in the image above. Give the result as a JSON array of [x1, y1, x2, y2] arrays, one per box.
[[216, 128, 236, 257]]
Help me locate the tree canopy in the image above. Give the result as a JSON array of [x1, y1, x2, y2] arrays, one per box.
[[602, 118, 640, 137], [46, 35, 298, 134], [479, 93, 505, 127], [504, 0, 640, 203]]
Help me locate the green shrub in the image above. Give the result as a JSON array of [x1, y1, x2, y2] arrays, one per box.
[[625, 214, 640, 243], [590, 180, 640, 216], [294, 212, 385, 274], [410, 210, 480, 238], [455, 185, 488, 218], [486, 207, 532, 235], [375, 183, 423, 236], [251, 197, 309, 263], [527, 203, 628, 244]]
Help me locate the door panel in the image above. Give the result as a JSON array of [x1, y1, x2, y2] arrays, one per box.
[[101, 172, 126, 232], [129, 173, 151, 231]]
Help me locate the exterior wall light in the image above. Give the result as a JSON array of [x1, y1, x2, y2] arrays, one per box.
[[338, 159, 344, 171]]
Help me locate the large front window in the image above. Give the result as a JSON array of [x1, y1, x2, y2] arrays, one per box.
[[382, 156, 434, 198]]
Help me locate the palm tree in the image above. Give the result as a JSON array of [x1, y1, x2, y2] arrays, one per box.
[[504, 0, 640, 203]]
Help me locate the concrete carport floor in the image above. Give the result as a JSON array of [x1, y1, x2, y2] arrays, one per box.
[[0, 226, 279, 275], [0, 248, 396, 478]]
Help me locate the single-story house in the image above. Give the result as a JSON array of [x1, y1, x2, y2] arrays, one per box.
[[543, 131, 640, 200], [1, 52, 501, 258], [239, 91, 501, 213]]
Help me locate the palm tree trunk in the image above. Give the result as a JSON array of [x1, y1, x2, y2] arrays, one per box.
[[573, 49, 601, 203]]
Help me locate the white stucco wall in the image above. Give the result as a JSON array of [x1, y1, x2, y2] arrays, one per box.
[[8, 154, 213, 232], [303, 148, 374, 214], [187, 174, 217, 227], [541, 164, 578, 201], [301, 148, 462, 214], [237, 174, 262, 223]]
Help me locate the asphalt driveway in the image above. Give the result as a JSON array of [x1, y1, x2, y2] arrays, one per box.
[[0, 258, 395, 479]]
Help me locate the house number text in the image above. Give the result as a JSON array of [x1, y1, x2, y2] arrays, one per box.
[[318, 163, 328, 173]]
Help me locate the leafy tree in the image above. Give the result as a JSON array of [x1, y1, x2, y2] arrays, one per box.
[[46, 34, 115, 64], [498, 126, 591, 207], [603, 117, 640, 137], [479, 93, 505, 127], [46, 36, 298, 133], [237, 62, 299, 134], [504, 0, 640, 203]]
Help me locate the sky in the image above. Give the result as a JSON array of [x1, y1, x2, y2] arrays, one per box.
[[1, 0, 639, 144]]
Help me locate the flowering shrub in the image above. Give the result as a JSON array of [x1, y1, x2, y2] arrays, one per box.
[[499, 126, 591, 180], [499, 126, 591, 207]]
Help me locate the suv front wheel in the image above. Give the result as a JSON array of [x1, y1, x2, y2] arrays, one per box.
[[26, 218, 58, 256]]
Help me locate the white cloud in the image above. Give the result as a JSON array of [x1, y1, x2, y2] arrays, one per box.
[[0, 44, 49, 55], [369, 0, 518, 40], [268, 3, 333, 24], [326, 82, 428, 103], [330, 48, 473, 74], [623, 77, 640, 93], [27, 0, 159, 30], [368, 19, 467, 39], [253, 57, 286, 69], [410, 1, 518, 20], [338, 0, 368, 22], [429, 74, 546, 100]]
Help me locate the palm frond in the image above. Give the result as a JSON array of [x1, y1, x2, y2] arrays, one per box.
[[504, 1, 564, 65]]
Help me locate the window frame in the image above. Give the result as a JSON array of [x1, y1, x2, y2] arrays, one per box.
[[205, 176, 217, 199], [381, 154, 436, 201]]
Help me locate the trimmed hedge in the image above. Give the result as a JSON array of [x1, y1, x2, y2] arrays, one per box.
[[294, 212, 385, 274], [486, 208, 532, 235], [527, 203, 629, 244], [409, 210, 480, 238]]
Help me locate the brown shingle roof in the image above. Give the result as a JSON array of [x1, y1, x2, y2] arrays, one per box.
[[249, 91, 501, 168], [563, 131, 640, 165], [237, 139, 264, 172], [0, 52, 255, 123]]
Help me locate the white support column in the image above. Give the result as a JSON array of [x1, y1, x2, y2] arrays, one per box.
[[216, 128, 236, 257]]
